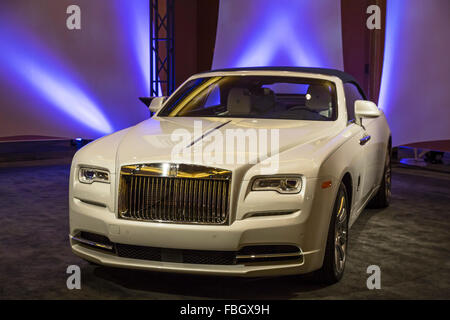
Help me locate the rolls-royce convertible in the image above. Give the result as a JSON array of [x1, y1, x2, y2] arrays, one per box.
[[69, 67, 391, 283]]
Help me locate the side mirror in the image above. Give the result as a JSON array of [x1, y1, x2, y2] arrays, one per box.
[[139, 96, 166, 116], [354, 100, 380, 126]]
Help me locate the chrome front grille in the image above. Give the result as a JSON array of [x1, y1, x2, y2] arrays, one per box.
[[118, 163, 231, 224]]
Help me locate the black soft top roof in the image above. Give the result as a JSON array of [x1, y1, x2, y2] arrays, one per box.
[[201, 66, 366, 98]]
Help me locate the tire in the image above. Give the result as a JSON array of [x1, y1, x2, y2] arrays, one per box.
[[368, 147, 391, 208], [315, 182, 349, 284]]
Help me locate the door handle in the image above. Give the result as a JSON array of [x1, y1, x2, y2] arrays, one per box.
[[360, 135, 371, 145]]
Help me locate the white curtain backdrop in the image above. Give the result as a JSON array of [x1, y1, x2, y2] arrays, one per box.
[[212, 0, 344, 70], [0, 0, 150, 140], [378, 0, 450, 146]]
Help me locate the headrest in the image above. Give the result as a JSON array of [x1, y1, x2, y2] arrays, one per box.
[[227, 88, 251, 115], [305, 85, 332, 111], [251, 87, 274, 96], [251, 87, 275, 113]]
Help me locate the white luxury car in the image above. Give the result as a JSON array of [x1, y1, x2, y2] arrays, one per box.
[[69, 67, 391, 284]]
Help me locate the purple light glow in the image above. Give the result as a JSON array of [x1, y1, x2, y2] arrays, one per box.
[[378, 0, 450, 146], [213, 0, 344, 69], [0, 19, 113, 135]]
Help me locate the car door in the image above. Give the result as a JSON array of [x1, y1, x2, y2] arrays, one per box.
[[344, 83, 378, 206], [360, 117, 381, 195]]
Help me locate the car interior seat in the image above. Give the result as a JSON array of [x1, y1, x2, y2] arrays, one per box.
[[250, 87, 276, 115], [227, 88, 251, 115], [305, 84, 332, 117]]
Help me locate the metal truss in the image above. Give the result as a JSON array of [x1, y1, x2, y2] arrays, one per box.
[[150, 0, 175, 97]]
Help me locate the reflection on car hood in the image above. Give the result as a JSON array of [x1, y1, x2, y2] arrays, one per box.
[[115, 117, 341, 172]]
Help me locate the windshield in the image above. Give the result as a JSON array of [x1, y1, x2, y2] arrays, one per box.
[[158, 76, 337, 121]]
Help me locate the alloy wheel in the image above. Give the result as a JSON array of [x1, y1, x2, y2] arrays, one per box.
[[385, 152, 392, 202], [334, 194, 348, 275]]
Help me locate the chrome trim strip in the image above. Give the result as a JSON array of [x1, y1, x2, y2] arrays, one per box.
[[76, 198, 107, 208], [235, 252, 302, 260], [118, 216, 229, 225], [69, 235, 114, 251], [185, 120, 231, 148], [242, 210, 296, 219], [121, 163, 232, 180]]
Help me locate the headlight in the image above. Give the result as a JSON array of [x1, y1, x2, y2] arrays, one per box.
[[252, 176, 302, 194], [78, 167, 110, 184]]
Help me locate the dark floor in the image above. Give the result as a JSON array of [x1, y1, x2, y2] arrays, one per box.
[[0, 140, 77, 163], [0, 161, 449, 299]]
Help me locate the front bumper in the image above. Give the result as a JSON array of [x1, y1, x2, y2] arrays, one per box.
[[69, 176, 336, 276], [71, 243, 320, 277]]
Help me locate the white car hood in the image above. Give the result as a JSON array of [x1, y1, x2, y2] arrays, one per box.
[[115, 117, 341, 174]]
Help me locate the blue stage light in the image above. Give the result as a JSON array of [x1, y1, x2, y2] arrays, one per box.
[[213, 0, 343, 69], [377, 0, 450, 146], [234, 9, 318, 68], [113, 0, 162, 96], [0, 19, 113, 135], [378, 0, 402, 114]]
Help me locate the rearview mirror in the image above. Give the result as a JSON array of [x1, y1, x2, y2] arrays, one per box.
[[354, 100, 380, 126], [139, 96, 167, 116]]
